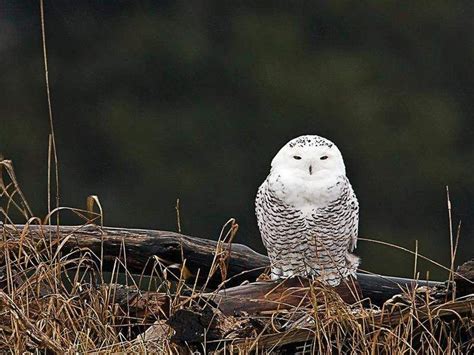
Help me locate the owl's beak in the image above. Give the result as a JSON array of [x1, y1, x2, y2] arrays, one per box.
[[309, 165, 313, 175]]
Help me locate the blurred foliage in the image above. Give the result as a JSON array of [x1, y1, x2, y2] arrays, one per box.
[[1, 1, 473, 278]]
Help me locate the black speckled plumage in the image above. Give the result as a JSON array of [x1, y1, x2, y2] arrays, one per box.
[[255, 135, 359, 286]]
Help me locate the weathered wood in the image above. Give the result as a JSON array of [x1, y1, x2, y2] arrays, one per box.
[[231, 299, 474, 351], [1, 224, 469, 305], [211, 277, 362, 315], [100, 258, 474, 345], [0, 223, 266, 288], [3, 222, 462, 350], [455, 259, 474, 297]]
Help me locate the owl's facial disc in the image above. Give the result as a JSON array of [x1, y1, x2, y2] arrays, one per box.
[[271, 138, 346, 179], [267, 135, 350, 209]]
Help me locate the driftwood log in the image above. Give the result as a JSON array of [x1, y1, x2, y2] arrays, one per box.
[[1, 223, 473, 349], [1, 223, 471, 310], [228, 298, 474, 351]]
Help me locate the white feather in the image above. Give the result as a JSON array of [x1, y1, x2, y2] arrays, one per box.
[[255, 135, 359, 286]]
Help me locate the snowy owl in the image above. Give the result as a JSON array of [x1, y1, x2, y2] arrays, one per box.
[[255, 135, 359, 286]]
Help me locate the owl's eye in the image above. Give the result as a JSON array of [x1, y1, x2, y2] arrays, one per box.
[[320, 156, 328, 160], [293, 155, 302, 160]]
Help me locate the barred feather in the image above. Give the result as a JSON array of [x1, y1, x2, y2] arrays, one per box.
[[255, 135, 359, 286]]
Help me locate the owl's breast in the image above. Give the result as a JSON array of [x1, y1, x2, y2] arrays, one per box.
[[268, 170, 346, 211]]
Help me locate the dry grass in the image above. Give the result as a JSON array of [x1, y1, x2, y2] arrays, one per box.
[[0, 159, 473, 354]]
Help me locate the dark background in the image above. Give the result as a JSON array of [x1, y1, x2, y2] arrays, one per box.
[[1, 1, 473, 279]]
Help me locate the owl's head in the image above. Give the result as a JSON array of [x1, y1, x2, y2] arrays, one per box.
[[271, 135, 346, 180]]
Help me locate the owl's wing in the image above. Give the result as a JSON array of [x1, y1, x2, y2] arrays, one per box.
[[348, 188, 359, 252], [350, 224, 358, 252], [255, 179, 269, 249]]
